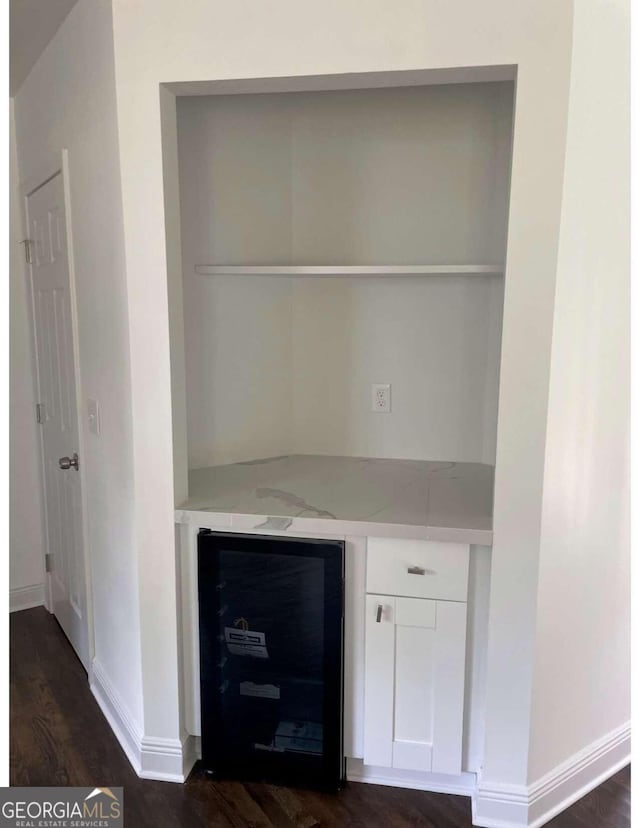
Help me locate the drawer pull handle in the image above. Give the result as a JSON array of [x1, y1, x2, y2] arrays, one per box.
[[376, 604, 383, 623], [407, 566, 427, 576]]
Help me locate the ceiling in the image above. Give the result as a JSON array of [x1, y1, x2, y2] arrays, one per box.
[[10, 0, 78, 95]]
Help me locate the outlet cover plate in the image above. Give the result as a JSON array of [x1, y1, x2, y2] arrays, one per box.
[[372, 383, 391, 413]]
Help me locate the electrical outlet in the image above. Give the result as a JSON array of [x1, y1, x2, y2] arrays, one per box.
[[372, 383, 391, 413]]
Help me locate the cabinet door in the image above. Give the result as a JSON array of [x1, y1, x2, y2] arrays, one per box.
[[363, 594, 467, 775]]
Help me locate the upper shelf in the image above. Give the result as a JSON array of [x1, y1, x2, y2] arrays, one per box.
[[194, 264, 504, 277]]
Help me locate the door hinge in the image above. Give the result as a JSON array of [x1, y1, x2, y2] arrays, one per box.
[[45, 553, 53, 573], [19, 239, 33, 264], [36, 403, 45, 424]]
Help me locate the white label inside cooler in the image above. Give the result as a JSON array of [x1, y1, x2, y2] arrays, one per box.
[[224, 627, 269, 659], [274, 721, 323, 754], [254, 743, 285, 753], [239, 681, 280, 699]]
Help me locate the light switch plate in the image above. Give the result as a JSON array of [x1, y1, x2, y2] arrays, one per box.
[[88, 398, 100, 435]]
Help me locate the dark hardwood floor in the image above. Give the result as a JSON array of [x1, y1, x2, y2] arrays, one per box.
[[10, 607, 630, 827]]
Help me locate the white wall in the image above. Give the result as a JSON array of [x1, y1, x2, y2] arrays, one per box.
[[177, 94, 294, 266], [178, 83, 512, 267], [181, 272, 503, 469], [290, 275, 503, 464], [9, 98, 46, 607], [177, 94, 295, 469], [178, 84, 510, 468], [289, 84, 512, 266], [14, 1, 143, 727], [111, 0, 576, 788], [184, 276, 293, 467], [160, 86, 190, 506], [529, 0, 629, 785]]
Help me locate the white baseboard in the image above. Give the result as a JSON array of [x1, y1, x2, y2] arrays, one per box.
[[472, 721, 631, 828], [346, 758, 476, 796], [179, 734, 200, 780], [90, 658, 188, 783], [10, 583, 46, 612], [139, 735, 188, 782], [90, 659, 144, 774]]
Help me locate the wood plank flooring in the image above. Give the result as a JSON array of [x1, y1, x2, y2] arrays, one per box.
[[10, 607, 631, 827]]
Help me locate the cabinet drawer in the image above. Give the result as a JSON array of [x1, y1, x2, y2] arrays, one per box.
[[366, 538, 469, 602]]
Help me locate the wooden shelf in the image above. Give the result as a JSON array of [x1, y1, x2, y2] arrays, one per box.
[[194, 264, 504, 278]]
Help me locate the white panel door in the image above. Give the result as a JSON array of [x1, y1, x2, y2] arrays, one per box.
[[27, 172, 89, 670], [363, 594, 467, 775]]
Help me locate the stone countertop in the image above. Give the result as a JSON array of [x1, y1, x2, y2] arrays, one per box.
[[175, 454, 494, 546]]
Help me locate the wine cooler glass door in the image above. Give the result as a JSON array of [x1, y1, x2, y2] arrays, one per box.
[[198, 531, 344, 790]]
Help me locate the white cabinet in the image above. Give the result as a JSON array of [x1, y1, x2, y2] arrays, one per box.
[[363, 540, 469, 777]]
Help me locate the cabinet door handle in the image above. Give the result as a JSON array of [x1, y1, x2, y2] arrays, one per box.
[[407, 566, 427, 575], [376, 604, 383, 623]]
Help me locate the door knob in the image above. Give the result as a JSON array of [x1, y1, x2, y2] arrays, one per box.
[[59, 453, 79, 471]]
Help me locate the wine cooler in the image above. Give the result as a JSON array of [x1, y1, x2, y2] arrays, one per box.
[[198, 530, 345, 790]]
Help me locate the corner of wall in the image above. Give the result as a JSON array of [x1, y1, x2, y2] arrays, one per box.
[[160, 85, 189, 504], [472, 721, 630, 828], [91, 657, 191, 783]]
